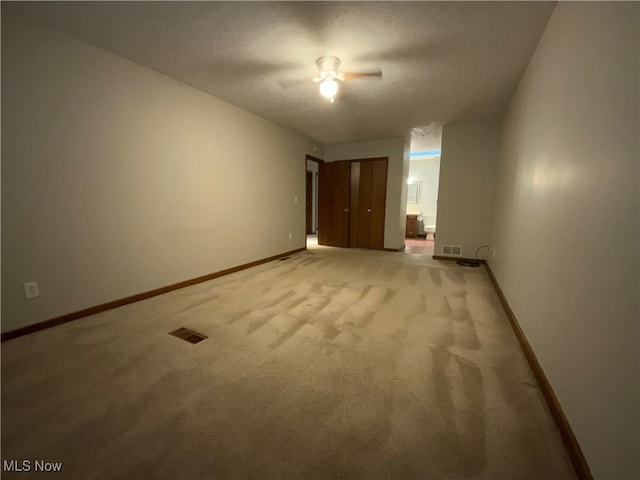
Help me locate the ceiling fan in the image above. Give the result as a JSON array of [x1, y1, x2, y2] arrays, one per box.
[[313, 56, 382, 103]]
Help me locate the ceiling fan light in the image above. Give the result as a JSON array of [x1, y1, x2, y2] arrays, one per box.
[[319, 78, 339, 100]]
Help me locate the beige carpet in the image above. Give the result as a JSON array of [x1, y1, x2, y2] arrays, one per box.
[[1, 244, 575, 479]]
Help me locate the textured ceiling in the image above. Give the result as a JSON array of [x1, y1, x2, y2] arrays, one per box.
[[410, 123, 443, 153], [4, 1, 555, 146]]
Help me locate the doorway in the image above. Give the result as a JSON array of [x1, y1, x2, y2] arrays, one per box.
[[305, 154, 322, 248], [404, 152, 440, 256]]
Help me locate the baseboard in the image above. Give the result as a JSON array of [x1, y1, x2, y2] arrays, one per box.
[[1, 247, 306, 342], [484, 262, 592, 480], [432, 255, 486, 264], [383, 247, 404, 252]]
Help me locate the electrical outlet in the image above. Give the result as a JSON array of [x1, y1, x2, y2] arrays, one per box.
[[294, 196, 299, 204], [23, 281, 40, 299], [288, 233, 293, 240], [492, 248, 496, 259]]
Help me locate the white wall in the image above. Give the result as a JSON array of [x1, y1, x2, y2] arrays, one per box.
[[489, 3, 639, 478], [435, 122, 501, 258], [324, 138, 407, 250], [1, 15, 322, 333], [407, 157, 440, 220]]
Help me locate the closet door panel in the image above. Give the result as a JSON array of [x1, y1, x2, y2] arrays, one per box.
[[370, 159, 388, 249], [349, 162, 360, 247], [355, 161, 373, 248], [318, 161, 351, 247]]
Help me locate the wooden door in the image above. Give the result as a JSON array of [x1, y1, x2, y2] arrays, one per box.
[[349, 158, 387, 249], [318, 161, 351, 247], [349, 161, 372, 248], [306, 171, 313, 234], [369, 159, 387, 249]]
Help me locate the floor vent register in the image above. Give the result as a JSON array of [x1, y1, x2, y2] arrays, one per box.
[[169, 327, 207, 345]]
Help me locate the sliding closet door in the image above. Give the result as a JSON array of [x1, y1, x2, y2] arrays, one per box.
[[349, 158, 387, 249], [369, 159, 388, 249], [349, 161, 372, 248], [318, 161, 351, 247]]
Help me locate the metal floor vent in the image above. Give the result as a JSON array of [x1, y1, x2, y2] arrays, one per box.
[[442, 245, 462, 256], [169, 327, 207, 344], [278, 257, 291, 261]]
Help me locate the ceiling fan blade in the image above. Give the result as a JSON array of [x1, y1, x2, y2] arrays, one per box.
[[342, 71, 383, 80]]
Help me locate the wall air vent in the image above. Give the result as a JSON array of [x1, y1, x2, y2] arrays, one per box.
[[442, 245, 462, 256]]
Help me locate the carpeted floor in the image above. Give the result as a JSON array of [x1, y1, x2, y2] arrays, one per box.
[[1, 244, 575, 479]]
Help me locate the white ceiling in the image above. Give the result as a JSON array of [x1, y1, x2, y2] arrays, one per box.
[[410, 123, 443, 153], [4, 1, 555, 146]]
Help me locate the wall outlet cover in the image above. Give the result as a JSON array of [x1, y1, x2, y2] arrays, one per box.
[[23, 281, 40, 299]]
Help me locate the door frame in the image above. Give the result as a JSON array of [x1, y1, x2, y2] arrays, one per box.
[[306, 171, 313, 234], [305, 154, 324, 248]]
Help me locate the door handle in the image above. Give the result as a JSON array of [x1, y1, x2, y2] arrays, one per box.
[[344, 208, 349, 212], [367, 208, 372, 213]]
